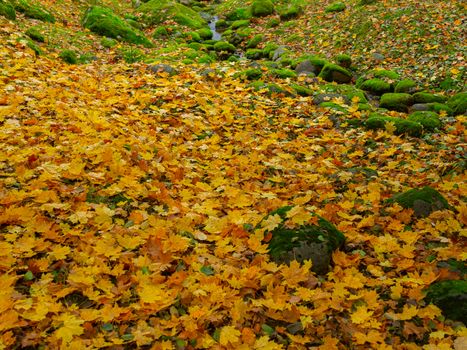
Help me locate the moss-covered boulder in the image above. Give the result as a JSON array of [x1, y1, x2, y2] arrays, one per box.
[[447, 92, 467, 115], [379, 93, 413, 112], [365, 116, 422, 137], [407, 111, 442, 131], [138, 0, 206, 29], [0, 0, 16, 20], [358, 79, 392, 95], [425, 280, 467, 324], [246, 34, 263, 49], [271, 68, 297, 79], [279, 5, 302, 20], [322, 84, 368, 103], [428, 102, 453, 116], [318, 63, 352, 83], [264, 206, 345, 274], [335, 54, 351, 68], [213, 40, 236, 53], [224, 7, 251, 21], [14, 0, 55, 22], [413, 92, 447, 104], [395, 79, 417, 93], [293, 55, 328, 73], [83, 7, 153, 47], [25, 27, 45, 42], [59, 49, 78, 64], [243, 68, 263, 80], [388, 186, 450, 218], [325, 2, 346, 13], [251, 0, 274, 17], [291, 83, 313, 96]]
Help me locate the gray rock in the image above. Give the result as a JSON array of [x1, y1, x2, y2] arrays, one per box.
[[372, 52, 385, 62], [295, 60, 318, 75], [148, 64, 177, 76], [410, 103, 430, 112], [272, 46, 287, 61]]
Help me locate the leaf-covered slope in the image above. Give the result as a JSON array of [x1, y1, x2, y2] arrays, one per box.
[[0, 1, 466, 349]]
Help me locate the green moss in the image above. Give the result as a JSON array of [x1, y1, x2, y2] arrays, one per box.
[[153, 26, 169, 38], [358, 79, 391, 95], [225, 7, 251, 21], [251, 0, 274, 17], [138, 0, 206, 29], [59, 49, 78, 64], [119, 46, 144, 63], [365, 116, 422, 137], [265, 206, 345, 274], [246, 34, 263, 48], [183, 31, 202, 42], [291, 83, 313, 96], [266, 18, 280, 27], [358, 103, 372, 111], [394, 79, 417, 93], [198, 54, 215, 64], [323, 83, 368, 103], [248, 80, 266, 90], [213, 41, 236, 52], [379, 93, 413, 112], [14, 0, 55, 22], [425, 280, 467, 324], [245, 48, 263, 59], [388, 186, 450, 217], [262, 42, 279, 57], [22, 38, 41, 55], [371, 69, 400, 81], [25, 27, 45, 42], [428, 102, 453, 116], [318, 63, 352, 83], [196, 27, 212, 40], [271, 68, 297, 79], [413, 92, 447, 104], [407, 111, 442, 131], [0, 0, 16, 20], [82, 6, 153, 47], [279, 5, 302, 20], [335, 54, 351, 68], [230, 19, 250, 29], [243, 68, 262, 80], [447, 92, 467, 115], [359, 0, 377, 4], [293, 55, 328, 73], [325, 2, 346, 13], [100, 37, 117, 48]]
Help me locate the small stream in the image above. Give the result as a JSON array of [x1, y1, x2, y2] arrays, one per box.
[[208, 16, 222, 41]]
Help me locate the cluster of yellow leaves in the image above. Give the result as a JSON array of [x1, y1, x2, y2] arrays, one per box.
[[0, 18, 466, 350]]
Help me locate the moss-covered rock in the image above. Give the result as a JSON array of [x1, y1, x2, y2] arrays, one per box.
[[59, 49, 78, 64], [0, 0, 16, 20], [213, 40, 236, 53], [358, 79, 391, 95], [101, 37, 117, 48], [291, 83, 313, 96], [266, 18, 280, 27], [279, 5, 302, 20], [83, 6, 153, 47], [365, 116, 422, 137], [14, 0, 55, 22], [251, 0, 274, 17], [413, 92, 447, 104], [425, 280, 467, 324], [428, 102, 453, 116], [447, 92, 467, 115], [246, 34, 263, 48], [243, 68, 263, 80], [335, 54, 351, 68], [262, 42, 279, 59], [371, 69, 400, 80], [271, 68, 297, 79], [322, 83, 368, 103], [25, 27, 45, 42], [138, 0, 206, 29], [388, 186, 450, 218], [196, 27, 212, 40], [264, 206, 345, 274], [407, 111, 442, 131], [395, 79, 417, 93], [318, 63, 352, 83], [325, 2, 346, 13], [245, 48, 263, 59], [320, 102, 348, 113], [225, 7, 251, 21], [230, 19, 250, 29], [379, 93, 413, 112]]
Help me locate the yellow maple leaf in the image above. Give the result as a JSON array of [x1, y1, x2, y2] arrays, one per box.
[[384, 121, 397, 134], [351, 306, 374, 325], [219, 326, 241, 346], [261, 214, 282, 231], [54, 314, 84, 344], [286, 206, 312, 226]]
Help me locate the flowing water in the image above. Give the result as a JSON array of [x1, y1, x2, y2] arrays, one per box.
[[208, 16, 222, 41]]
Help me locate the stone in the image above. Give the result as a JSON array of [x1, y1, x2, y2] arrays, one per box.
[[264, 206, 345, 275], [388, 186, 450, 218], [148, 64, 177, 75], [295, 60, 318, 75], [425, 280, 467, 324], [318, 63, 352, 84], [410, 103, 430, 112], [379, 93, 413, 112]]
